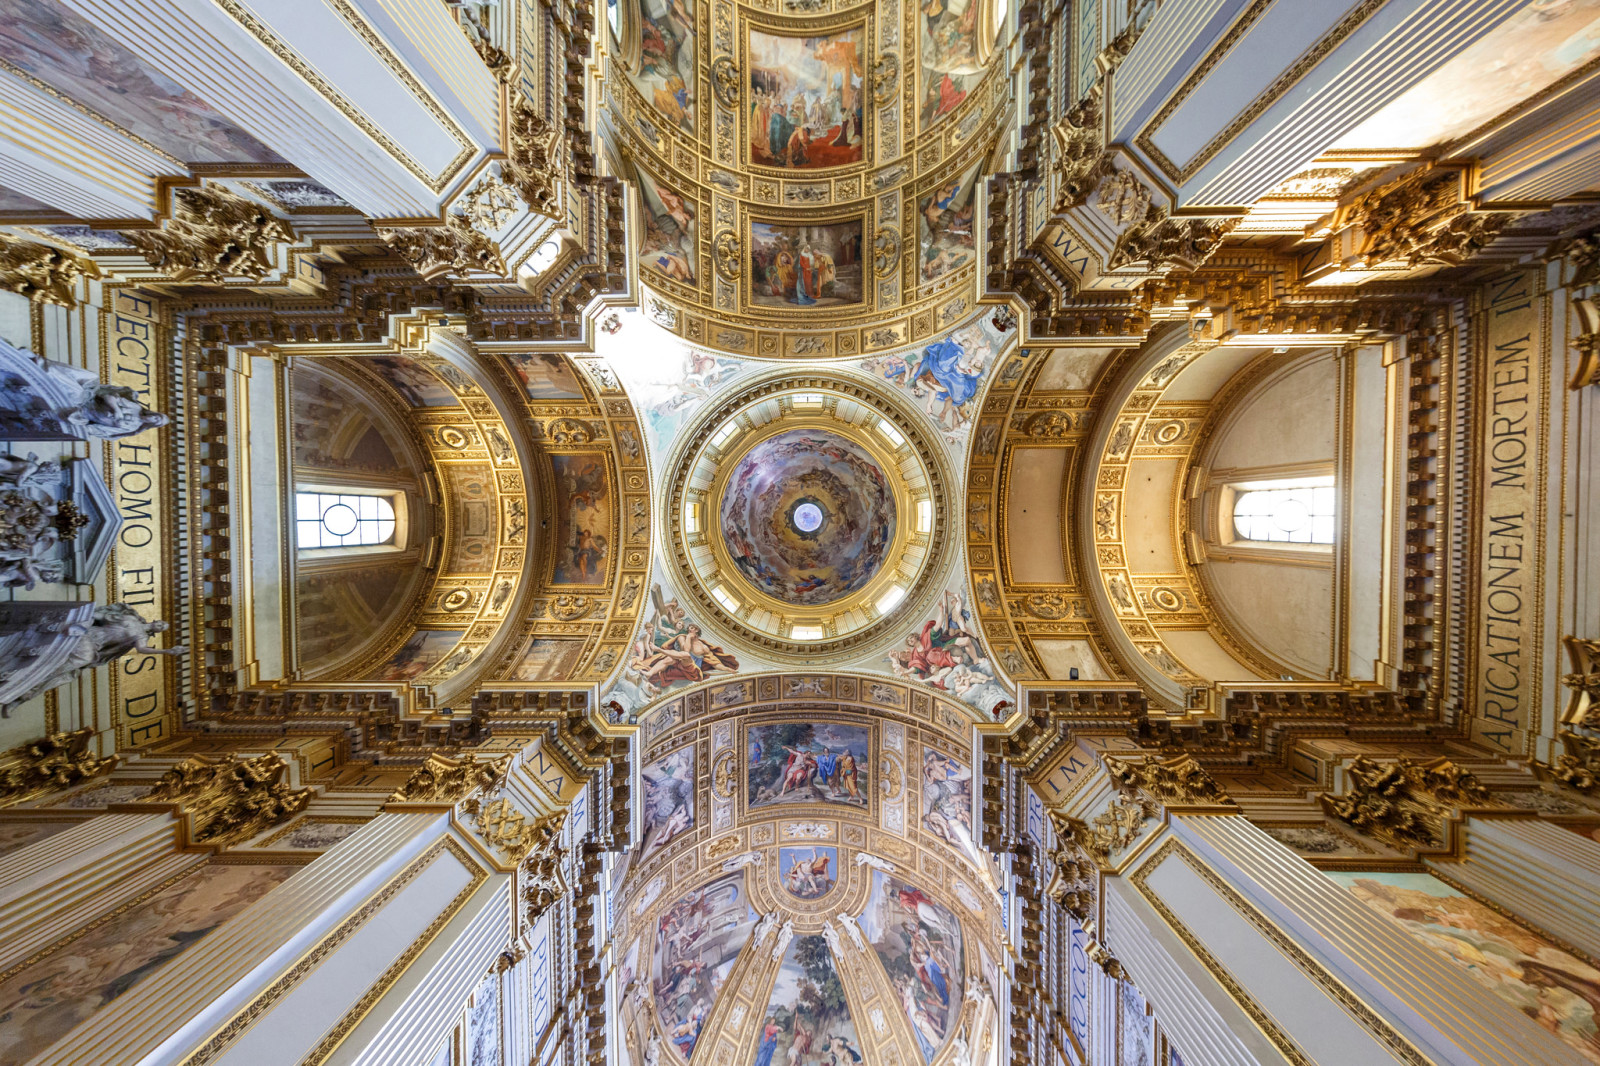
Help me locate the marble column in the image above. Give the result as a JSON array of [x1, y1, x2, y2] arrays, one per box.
[[1031, 750, 1584, 1066]]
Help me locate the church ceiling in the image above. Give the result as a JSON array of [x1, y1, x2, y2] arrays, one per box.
[[617, 684, 1001, 1066]]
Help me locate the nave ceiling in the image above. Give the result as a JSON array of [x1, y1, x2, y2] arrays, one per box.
[[0, 0, 1598, 1065]]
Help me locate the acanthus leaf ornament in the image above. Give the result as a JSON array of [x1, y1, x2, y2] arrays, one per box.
[[0, 236, 100, 309], [1322, 755, 1490, 849], [1101, 753, 1233, 808], [504, 96, 564, 220], [872, 53, 899, 106], [873, 228, 901, 277], [144, 752, 311, 847], [713, 230, 741, 281], [1049, 93, 1112, 213], [124, 186, 295, 282], [1337, 168, 1512, 268], [0, 729, 117, 807], [1107, 207, 1237, 272], [378, 217, 508, 279], [711, 56, 740, 108], [388, 752, 513, 803]]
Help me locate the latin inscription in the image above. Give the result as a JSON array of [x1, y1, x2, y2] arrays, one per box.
[[1474, 271, 1543, 752]]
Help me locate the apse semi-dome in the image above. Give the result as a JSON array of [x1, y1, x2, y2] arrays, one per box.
[[668, 375, 950, 660]]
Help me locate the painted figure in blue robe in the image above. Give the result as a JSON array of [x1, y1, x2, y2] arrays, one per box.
[[908, 330, 991, 430]]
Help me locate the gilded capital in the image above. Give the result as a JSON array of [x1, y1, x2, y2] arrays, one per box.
[[145, 752, 311, 848], [387, 752, 513, 804], [0, 729, 118, 808], [0, 235, 100, 309], [125, 186, 295, 282]]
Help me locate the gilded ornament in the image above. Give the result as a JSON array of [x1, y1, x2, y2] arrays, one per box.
[[712, 751, 738, 798], [1322, 755, 1488, 849], [125, 186, 295, 282], [1096, 169, 1150, 227], [1340, 168, 1510, 268], [460, 174, 522, 231], [1107, 208, 1236, 272], [465, 796, 566, 863], [1550, 732, 1600, 794], [713, 230, 741, 281], [873, 229, 900, 278], [145, 752, 311, 847], [0, 235, 100, 309], [378, 217, 507, 279], [548, 418, 594, 445], [711, 56, 740, 108], [1023, 410, 1076, 438], [1043, 808, 1095, 920], [388, 752, 513, 803], [504, 96, 564, 220], [0, 729, 118, 808], [1562, 636, 1600, 728], [872, 54, 899, 106], [1102, 753, 1232, 807], [1050, 95, 1111, 213], [522, 817, 568, 919], [1080, 794, 1157, 860]]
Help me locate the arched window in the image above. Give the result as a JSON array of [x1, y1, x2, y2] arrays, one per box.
[[1231, 476, 1335, 545], [296, 492, 396, 549]]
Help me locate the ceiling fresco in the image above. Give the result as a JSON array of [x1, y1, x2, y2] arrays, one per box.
[[615, 688, 1002, 1066], [719, 429, 897, 607], [594, 306, 1022, 719]]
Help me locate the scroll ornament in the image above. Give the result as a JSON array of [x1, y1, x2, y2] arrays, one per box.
[[713, 230, 741, 281], [711, 56, 740, 108], [126, 186, 295, 282], [873, 228, 900, 277], [0, 235, 100, 309], [146, 752, 312, 847], [0, 728, 117, 807]]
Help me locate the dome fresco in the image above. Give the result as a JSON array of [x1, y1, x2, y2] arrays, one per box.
[[720, 429, 896, 608]]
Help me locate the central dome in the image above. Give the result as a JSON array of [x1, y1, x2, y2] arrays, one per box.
[[666, 374, 950, 660], [720, 429, 896, 607]]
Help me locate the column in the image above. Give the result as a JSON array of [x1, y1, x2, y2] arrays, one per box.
[[1039, 750, 1583, 1066], [0, 811, 188, 973]]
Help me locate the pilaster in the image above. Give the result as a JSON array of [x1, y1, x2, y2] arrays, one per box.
[[1434, 815, 1600, 963]]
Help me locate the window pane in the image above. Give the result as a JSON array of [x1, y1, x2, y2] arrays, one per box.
[[296, 492, 397, 550], [1232, 477, 1335, 545]]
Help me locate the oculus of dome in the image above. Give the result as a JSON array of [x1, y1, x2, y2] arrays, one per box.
[[670, 379, 948, 659], [719, 429, 896, 608]]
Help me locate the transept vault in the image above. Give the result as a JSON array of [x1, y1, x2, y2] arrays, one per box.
[[0, 0, 1598, 1064]]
